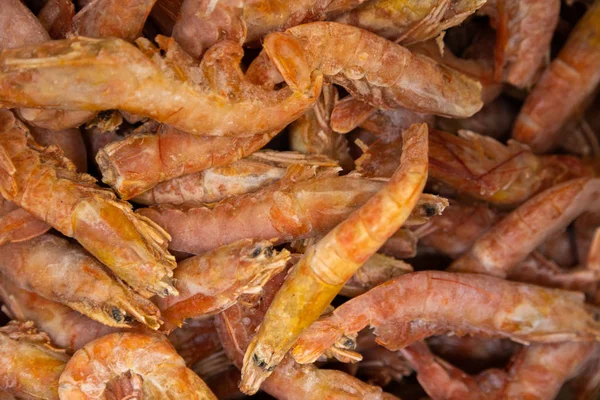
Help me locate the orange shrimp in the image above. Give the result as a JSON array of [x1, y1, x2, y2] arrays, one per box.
[[450, 178, 600, 278], [292, 271, 600, 365], [262, 22, 482, 118], [157, 239, 290, 330], [131, 151, 339, 206], [0, 37, 322, 137], [0, 198, 50, 246], [59, 332, 217, 399], [340, 253, 413, 297], [0, 321, 69, 400], [512, 0, 600, 153], [0, 109, 176, 298], [239, 123, 428, 393], [0, 275, 119, 353], [167, 318, 222, 367], [0, 234, 162, 329]]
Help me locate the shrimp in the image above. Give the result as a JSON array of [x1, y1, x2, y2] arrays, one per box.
[[335, 0, 486, 44], [450, 178, 600, 278], [0, 109, 177, 298], [0, 37, 322, 137], [512, 0, 600, 153], [340, 253, 413, 297], [37, 0, 75, 39], [262, 22, 483, 118], [138, 168, 444, 254], [329, 95, 378, 134], [215, 271, 395, 400], [240, 123, 428, 393], [0, 0, 50, 50], [58, 332, 217, 399], [291, 271, 600, 365], [569, 345, 600, 400], [0, 234, 162, 329], [0, 200, 50, 246], [0, 275, 119, 353], [131, 151, 339, 206], [97, 123, 280, 200], [501, 342, 598, 399], [289, 83, 354, 170], [0, 321, 69, 400], [72, 0, 157, 42], [28, 126, 87, 172], [168, 318, 221, 367], [492, 0, 560, 87], [157, 239, 290, 331]]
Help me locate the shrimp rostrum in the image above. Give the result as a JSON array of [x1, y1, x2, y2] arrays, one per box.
[[0, 35, 322, 137], [0, 109, 176, 299]]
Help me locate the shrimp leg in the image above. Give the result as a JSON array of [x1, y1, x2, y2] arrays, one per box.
[[239, 123, 428, 393]]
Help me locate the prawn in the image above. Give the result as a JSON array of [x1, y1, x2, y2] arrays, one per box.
[[512, 0, 600, 153], [37, 0, 74, 39], [0, 199, 50, 246], [0, 109, 177, 298], [0, 36, 322, 137], [131, 150, 339, 206], [261, 22, 483, 118], [215, 271, 395, 400], [240, 123, 428, 393], [167, 318, 222, 367], [289, 83, 354, 170], [28, 126, 87, 172], [450, 178, 600, 278], [0, 321, 69, 400], [138, 167, 445, 254], [58, 332, 218, 399], [291, 271, 600, 365], [340, 253, 413, 297], [0, 275, 119, 353], [0, 234, 162, 329], [157, 239, 290, 331], [335, 0, 486, 44]]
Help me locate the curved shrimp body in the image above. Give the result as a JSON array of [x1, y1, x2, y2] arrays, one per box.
[[0, 276, 119, 353], [157, 239, 290, 330], [132, 151, 339, 206], [292, 271, 600, 365], [501, 342, 597, 400], [0, 234, 162, 329], [0, 321, 69, 400], [493, 0, 560, 87], [97, 123, 280, 200], [450, 178, 600, 278], [240, 123, 428, 394], [512, 0, 600, 153], [340, 253, 413, 297], [59, 332, 217, 399], [0, 110, 176, 298], [0, 37, 322, 137], [263, 22, 483, 118], [335, 0, 486, 44]]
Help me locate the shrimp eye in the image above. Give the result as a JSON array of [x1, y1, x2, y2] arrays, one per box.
[[252, 354, 273, 371], [423, 204, 437, 217], [111, 307, 124, 322], [251, 247, 263, 258], [342, 338, 356, 349]]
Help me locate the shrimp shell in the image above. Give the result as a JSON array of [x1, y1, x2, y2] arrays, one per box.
[[37, 0, 75, 39], [0, 109, 177, 298], [262, 22, 483, 118], [0, 234, 162, 329], [0, 0, 50, 49], [292, 271, 600, 364], [58, 332, 217, 399], [0, 204, 50, 246], [28, 126, 87, 173]]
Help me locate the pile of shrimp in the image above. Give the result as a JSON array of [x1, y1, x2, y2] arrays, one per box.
[[1, 0, 600, 399]]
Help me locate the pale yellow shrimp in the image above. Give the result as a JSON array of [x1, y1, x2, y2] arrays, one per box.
[[262, 22, 482, 118], [239, 123, 428, 394], [0, 234, 162, 329], [58, 332, 217, 399], [291, 271, 600, 365], [157, 239, 290, 331], [0, 109, 176, 298], [0, 36, 322, 137], [0, 321, 69, 400]]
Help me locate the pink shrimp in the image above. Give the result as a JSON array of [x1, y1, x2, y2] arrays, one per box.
[[59, 332, 217, 399], [239, 123, 428, 393], [37, 0, 74, 39], [28, 126, 87, 172], [450, 178, 600, 278], [0, 234, 162, 329], [157, 239, 290, 331], [0, 0, 50, 50], [0, 36, 322, 137], [168, 318, 222, 367], [512, 0, 600, 153], [292, 271, 600, 365], [0, 321, 69, 400], [262, 22, 482, 118], [0, 109, 177, 298]]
